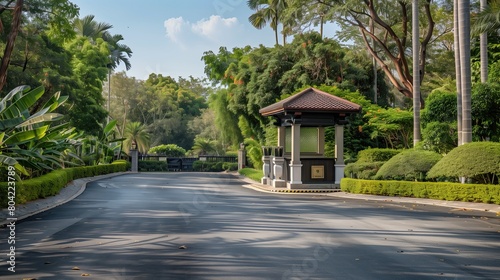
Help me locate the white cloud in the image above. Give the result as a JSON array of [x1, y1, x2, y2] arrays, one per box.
[[192, 15, 239, 40], [164, 15, 241, 45], [164, 17, 189, 44]]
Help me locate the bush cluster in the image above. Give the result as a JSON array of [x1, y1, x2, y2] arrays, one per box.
[[375, 149, 442, 181], [345, 161, 385, 180], [357, 148, 401, 163], [148, 144, 187, 157], [0, 162, 127, 208], [341, 178, 500, 204], [192, 161, 238, 172], [345, 148, 400, 179], [428, 142, 500, 184], [139, 161, 168, 172]]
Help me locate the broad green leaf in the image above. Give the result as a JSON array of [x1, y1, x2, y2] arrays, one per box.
[[103, 120, 117, 136], [4, 125, 49, 145], [0, 154, 18, 165], [2, 86, 44, 119], [0, 117, 25, 131], [0, 86, 30, 112], [16, 113, 64, 128]]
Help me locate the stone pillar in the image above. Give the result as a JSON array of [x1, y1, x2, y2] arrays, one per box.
[[130, 149, 139, 172], [261, 154, 271, 185], [334, 124, 345, 184], [238, 143, 246, 170], [289, 122, 302, 188], [272, 156, 286, 188]]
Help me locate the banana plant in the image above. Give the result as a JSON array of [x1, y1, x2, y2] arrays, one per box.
[[0, 86, 73, 178], [80, 120, 125, 165]]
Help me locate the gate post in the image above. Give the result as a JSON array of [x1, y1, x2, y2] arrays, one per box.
[[130, 149, 139, 172], [238, 143, 246, 170]]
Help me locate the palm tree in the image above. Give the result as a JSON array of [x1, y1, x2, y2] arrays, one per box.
[[123, 122, 150, 154], [472, 0, 500, 35], [248, 0, 287, 45], [413, 0, 421, 146], [192, 137, 216, 156], [73, 15, 113, 41], [73, 15, 132, 122], [473, 0, 500, 83], [105, 34, 132, 122], [458, 0, 472, 144], [454, 0, 463, 146]]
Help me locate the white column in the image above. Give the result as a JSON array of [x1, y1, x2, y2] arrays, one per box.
[[334, 124, 345, 184], [289, 122, 302, 187]]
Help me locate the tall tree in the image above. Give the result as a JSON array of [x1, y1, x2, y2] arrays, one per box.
[[413, 0, 421, 146], [458, 0, 472, 144], [248, 0, 288, 45], [73, 15, 113, 41], [0, 0, 23, 92], [479, 0, 488, 82], [454, 0, 463, 146], [472, 0, 500, 35]]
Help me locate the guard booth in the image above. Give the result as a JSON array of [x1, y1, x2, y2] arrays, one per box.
[[259, 87, 361, 189]]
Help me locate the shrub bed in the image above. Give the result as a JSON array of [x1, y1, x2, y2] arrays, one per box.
[[345, 161, 385, 179], [139, 160, 167, 172], [341, 178, 500, 204], [375, 149, 442, 181], [192, 161, 238, 172], [1, 162, 127, 208]]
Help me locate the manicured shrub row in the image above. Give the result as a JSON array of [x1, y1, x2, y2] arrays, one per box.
[[0, 162, 127, 208], [341, 178, 500, 204], [139, 160, 168, 172], [192, 161, 238, 172]]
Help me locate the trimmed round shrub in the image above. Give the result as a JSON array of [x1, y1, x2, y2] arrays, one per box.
[[357, 148, 401, 163], [345, 161, 385, 180], [427, 142, 500, 184], [375, 149, 442, 181], [148, 144, 186, 157]]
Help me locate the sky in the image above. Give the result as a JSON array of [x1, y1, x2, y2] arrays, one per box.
[[70, 0, 338, 81]]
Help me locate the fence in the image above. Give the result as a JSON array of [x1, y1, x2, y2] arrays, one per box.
[[138, 155, 238, 172]]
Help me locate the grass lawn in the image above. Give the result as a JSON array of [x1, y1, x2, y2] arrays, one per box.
[[238, 168, 263, 182]]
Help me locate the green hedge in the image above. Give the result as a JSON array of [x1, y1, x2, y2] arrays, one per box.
[[345, 161, 386, 180], [0, 162, 127, 208], [139, 160, 167, 172], [192, 161, 238, 172], [357, 148, 401, 163], [341, 178, 500, 204]]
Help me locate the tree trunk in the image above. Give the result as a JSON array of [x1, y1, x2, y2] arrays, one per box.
[[480, 0, 488, 83], [413, 0, 421, 146], [458, 0, 472, 144], [0, 0, 24, 93], [370, 17, 377, 105], [454, 0, 463, 146]]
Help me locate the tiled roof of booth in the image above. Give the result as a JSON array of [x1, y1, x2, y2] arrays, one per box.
[[259, 87, 362, 116]]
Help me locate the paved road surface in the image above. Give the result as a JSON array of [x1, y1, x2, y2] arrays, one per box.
[[1, 172, 499, 279]]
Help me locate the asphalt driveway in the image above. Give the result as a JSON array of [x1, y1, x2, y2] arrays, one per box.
[[1, 172, 499, 279]]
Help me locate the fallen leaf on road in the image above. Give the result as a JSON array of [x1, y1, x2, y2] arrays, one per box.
[[179, 245, 187, 249], [72, 267, 80, 270], [81, 273, 91, 276]]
